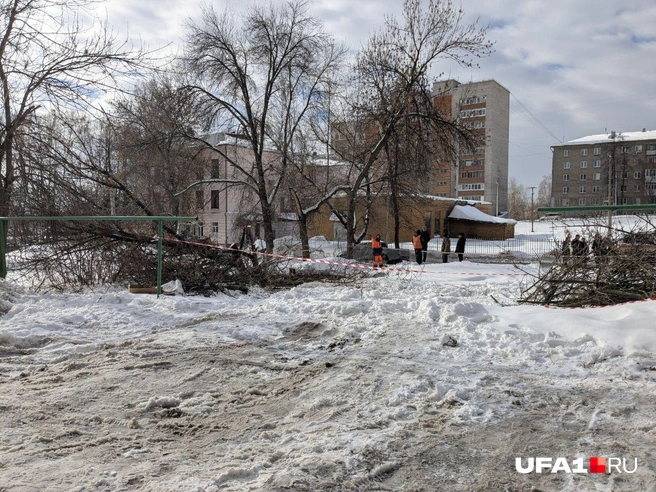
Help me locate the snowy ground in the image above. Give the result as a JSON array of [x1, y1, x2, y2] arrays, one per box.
[[1, 219, 656, 491]]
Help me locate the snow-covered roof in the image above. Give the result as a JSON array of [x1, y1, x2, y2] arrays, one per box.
[[277, 213, 298, 221], [555, 130, 656, 147], [448, 205, 517, 224]]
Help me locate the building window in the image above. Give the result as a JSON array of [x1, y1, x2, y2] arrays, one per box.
[[634, 171, 642, 179], [563, 186, 569, 194], [593, 160, 601, 168], [212, 222, 219, 234], [594, 147, 601, 155], [581, 149, 588, 156], [564, 161, 570, 169], [620, 197, 628, 205], [562, 198, 569, 206], [621, 146, 630, 153], [636, 198, 641, 204], [592, 173, 600, 180], [460, 108, 486, 118], [210, 158, 221, 179], [579, 198, 586, 205], [458, 183, 484, 191], [634, 184, 641, 192], [646, 169, 656, 177], [580, 174, 587, 181], [195, 190, 204, 210], [579, 186, 586, 193], [592, 186, 600, 193], [635, 145, 643, 153], [620, 185, 627, 192], [580, 161, 588, 168], [563, 174, 569, 181], [211, 190, 220, 209], [564, 150, 569, 157]]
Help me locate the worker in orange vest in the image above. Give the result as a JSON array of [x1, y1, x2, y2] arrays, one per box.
[[372, 234, 384, 267], [413, 230, 423, 265]]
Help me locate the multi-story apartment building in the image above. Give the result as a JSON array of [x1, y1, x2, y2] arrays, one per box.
[[432, 79, 510, 215], [550, 129, 656, 208]]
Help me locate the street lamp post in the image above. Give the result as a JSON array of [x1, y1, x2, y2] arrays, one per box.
[[607, 152, 613, 232], [496, 181, 499, 216], [529, 186, 536, 233]]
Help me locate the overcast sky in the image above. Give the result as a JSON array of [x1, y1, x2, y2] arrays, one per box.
[[98, 0, 656, 187]]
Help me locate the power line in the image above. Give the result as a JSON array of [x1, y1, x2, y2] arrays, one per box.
[[510, 92, 562, 144]]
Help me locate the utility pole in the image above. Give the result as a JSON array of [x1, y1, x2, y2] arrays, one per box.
[[529, 186, 536, 232], [496, 181, 499, 216]]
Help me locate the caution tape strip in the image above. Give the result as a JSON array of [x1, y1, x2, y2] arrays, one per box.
[[544, 297, 656, 310], [160, 236, 526, 276], [160, 237, 656, 308]]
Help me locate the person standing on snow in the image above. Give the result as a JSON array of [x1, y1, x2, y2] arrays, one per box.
[[412, 230, 423, 265], [372, 234, 384, 267], [441, 233, 451, 263], [561, 231, 572, 261], [420, 226, 431, 263], [571, 234, 583, 256], [455, 232, 466, 262]]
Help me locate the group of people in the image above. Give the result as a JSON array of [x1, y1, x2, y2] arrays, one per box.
[[411, 227, 432, 265], [562, 231, 611, 263], [373, 228, 467, 267], [435, 231, 466, 264]]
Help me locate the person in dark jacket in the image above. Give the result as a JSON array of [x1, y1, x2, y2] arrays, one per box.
[[592, 233, 603, 263], [420, 226, 431, 263], [571, 234, 583, 256], [455, 232, 466, 262], [441, 233, 451, 263], [412, 230, 423, 265]]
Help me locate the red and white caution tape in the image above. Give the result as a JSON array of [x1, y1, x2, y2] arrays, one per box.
[[160, 236, 527, 276], [544, 297, 656, 310], [160, 237, 656, 308]]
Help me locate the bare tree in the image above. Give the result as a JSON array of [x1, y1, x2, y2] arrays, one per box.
[[537, 174, 552, 208], [324, 0, 492, 257], [182, 0, 344, 253], [110, 76, 207, 218], [507, 177, 529, 220], [0, 0, 148, 218]]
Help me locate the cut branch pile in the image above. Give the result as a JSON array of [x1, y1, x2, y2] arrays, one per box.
[[519, 244, 656, 307]]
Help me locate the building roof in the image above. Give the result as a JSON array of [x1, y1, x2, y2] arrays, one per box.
[[554, 130, 656, 147], [448, 205, 517, 225]]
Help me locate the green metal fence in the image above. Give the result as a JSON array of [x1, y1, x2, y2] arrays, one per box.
[[0, 216, 197, 297]]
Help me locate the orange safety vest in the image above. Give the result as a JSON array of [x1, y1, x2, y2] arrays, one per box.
[[412, 235, 422, 249], [372, 237, 382, 249]]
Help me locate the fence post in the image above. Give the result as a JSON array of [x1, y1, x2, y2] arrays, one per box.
[[0, 220, 6, 279], [157, 219, 163, 298]]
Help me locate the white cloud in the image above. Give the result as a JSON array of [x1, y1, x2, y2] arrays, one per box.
[[97, 0, 656, 186]]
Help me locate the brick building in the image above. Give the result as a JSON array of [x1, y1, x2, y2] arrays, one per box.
[[432, 79, 510, 215], [550, 129, 656, 210]]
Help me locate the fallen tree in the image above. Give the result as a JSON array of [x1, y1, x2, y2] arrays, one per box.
[[6, 223, 363, 294]]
